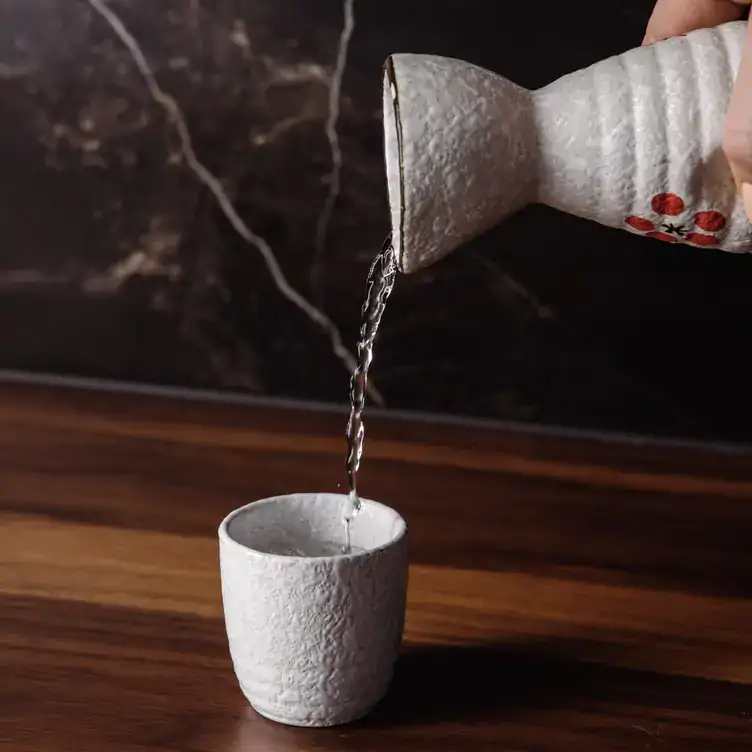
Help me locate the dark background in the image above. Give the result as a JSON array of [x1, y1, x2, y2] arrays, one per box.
[[2, 0, 751, 443]]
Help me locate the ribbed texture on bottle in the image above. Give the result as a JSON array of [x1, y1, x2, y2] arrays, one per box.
[[535, 21, 749, 252]]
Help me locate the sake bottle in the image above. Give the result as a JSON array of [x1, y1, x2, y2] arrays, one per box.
[[383, 21, 747, 273]]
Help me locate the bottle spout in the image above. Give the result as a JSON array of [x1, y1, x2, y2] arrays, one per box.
[[383, 54, 537, 274]]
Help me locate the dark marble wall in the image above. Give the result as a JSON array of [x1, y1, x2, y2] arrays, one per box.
[[3, 0, 752, 442]]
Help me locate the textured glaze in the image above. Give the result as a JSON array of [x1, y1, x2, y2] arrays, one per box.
[[383, 56, 535, 273], [218, 493, 408, 727], [384, 21, 748, 274]]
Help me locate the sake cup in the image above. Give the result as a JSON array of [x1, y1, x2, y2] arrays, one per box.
[[218, 492, 409, 727]]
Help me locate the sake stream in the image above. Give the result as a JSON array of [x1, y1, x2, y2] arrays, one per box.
[[343, 238, 398, 552]]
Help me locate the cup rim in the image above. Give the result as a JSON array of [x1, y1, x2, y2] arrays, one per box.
[[218, 492, 407, 562]]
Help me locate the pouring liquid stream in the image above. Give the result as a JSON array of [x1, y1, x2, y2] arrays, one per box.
[[343, 237, 398, 552]]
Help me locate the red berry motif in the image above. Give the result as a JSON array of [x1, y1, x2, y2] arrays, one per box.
[[624, 193, 727, 249], [694, 211, 726, 232], [684, 232, 718, 246], [646, 231, 677, 242], [651, 193, 684, 216], [625, 216, 655, 232]]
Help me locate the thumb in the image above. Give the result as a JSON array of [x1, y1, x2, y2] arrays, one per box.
[[724, 18, 752, 221], [644, 0, 746, 45]]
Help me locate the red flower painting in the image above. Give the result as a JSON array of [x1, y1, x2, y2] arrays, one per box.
[[625, 193, 726, 247]]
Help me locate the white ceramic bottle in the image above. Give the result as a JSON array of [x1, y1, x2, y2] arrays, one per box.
[[383, 21, 748, 274]]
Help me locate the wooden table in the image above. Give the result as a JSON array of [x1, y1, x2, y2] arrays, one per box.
[[2, 376, 751, 751]]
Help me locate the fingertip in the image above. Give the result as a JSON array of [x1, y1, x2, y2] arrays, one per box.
[[643, 0, 746, 50], [741, 182, 752, 223], [642, 30, 666, 46], [731, 167, 752, 222]]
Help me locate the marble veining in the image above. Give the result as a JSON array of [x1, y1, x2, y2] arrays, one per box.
[[3, 0, 752, 443]]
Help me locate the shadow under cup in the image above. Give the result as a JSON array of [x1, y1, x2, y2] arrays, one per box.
[[218, 493, 409, 728]]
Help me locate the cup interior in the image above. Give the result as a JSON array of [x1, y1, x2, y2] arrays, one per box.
[[221, 493, 406, 558]]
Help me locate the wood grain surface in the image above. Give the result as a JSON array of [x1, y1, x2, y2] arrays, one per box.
[[1, 377, 751, 751]]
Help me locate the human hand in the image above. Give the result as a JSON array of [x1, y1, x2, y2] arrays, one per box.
[[645, 0, 752, 219]]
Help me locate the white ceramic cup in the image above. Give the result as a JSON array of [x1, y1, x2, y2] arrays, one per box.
[[218, 492, 409, 727]]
